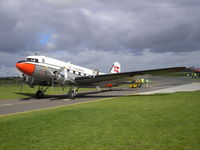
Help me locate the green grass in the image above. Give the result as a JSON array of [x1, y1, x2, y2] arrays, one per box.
[[0, 91, 200, 150], [0, 85, 93, 100]]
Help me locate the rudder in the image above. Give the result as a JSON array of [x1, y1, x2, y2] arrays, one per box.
[[109, 62, 121, 73]]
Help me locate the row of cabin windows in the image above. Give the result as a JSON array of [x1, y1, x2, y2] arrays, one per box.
[[67, 69, 87, 76]]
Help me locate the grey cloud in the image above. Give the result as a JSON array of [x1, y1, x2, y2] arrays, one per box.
[[44, 0, 200, 53], [1, 0, 200, 53], [0, 0, 200, 76]]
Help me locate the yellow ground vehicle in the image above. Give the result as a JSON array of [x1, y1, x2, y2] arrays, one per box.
[[130, 84, 138, 88], [130, 80, 142, 88]]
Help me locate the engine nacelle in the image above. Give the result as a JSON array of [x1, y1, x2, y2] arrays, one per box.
[[54, 70, 68, 85]]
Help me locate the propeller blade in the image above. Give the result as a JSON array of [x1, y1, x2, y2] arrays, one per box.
[[57, 67, 65, 74], [20, 80, 23, 91], [16, 70, 24, 92]]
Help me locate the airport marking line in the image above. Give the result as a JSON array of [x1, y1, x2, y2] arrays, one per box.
[[0, 103, 11, 107], [0, 97, 118, 118], [0, 99, 48, 107]]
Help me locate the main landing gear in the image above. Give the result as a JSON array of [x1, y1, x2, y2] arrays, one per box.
[[35, 85, 79, 100], [36, 86, 49, 99], [67, 86, 79, 99]]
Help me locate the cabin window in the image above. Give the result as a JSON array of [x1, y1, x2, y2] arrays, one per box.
[[42, 58, 45, 63], [73, 71, 75, 74], [27, 58, 31, 61], [35, 59, 39, 63], [78, 72, 81, 75]]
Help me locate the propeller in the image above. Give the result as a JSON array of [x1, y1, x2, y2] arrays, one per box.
[[16, 70, 25, 91], [48, 67, 72, 91], [51, 75, 55, 92], [51, 67, 65, 82], [49, 67, 65, 92]]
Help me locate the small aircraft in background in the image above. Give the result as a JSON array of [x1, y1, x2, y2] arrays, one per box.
[[185, 66, 200, 78], [189, 66, 200, 73], [16, 55, 185, 99]]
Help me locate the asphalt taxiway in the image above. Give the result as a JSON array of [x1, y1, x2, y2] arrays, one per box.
[[0, 76, 199, 116]]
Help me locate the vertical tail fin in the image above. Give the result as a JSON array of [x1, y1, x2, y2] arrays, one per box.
[[109, 62, 121, 73]]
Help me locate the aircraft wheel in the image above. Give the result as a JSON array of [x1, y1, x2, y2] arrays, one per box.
[[68, 90, 77, 99], [36, 90, 44, 99]]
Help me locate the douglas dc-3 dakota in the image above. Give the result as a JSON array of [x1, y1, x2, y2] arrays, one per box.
[[16, 55, 185, 99]]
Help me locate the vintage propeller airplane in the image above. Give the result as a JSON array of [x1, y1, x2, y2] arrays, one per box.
[[16, 55, 185, 99]]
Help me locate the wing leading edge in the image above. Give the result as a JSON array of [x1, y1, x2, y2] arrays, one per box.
[[74, 67, 186, 87]]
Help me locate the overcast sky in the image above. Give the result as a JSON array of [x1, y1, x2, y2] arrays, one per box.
[[0, 0, 200, 76]]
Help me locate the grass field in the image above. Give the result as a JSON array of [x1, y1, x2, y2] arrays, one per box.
[[0, 85, 94, 100], [0, 91, 200, 150], [0, 85, 63, 100]]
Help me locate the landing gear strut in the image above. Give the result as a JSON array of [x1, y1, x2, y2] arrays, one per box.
[[109, 87, 112, 91], [68, 86, 79, 99], [36, 86, 49, 99]]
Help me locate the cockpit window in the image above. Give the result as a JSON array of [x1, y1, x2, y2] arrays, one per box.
[[26, 58, 39, 63]]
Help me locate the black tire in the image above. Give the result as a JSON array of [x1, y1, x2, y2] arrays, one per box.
[[68, 90, 76, 99], [36, 90, 44, 99]]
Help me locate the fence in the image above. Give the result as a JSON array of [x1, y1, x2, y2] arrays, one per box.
[[0, 77, 21, 87]]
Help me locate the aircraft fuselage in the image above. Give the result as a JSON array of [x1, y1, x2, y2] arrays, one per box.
[[16, 55, 103, 87]]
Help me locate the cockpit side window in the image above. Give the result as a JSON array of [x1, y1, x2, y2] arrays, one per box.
[[26, 58, 39, 63]]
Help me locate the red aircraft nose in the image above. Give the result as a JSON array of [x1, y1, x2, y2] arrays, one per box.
[[16, 62, 35, 75]]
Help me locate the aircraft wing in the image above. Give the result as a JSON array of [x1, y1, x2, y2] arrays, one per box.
[[74, 67, 186, 87]]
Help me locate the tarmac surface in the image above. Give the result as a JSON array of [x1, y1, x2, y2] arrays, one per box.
[[0, 76, 199, 116], [139, 82, 200, 94]]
